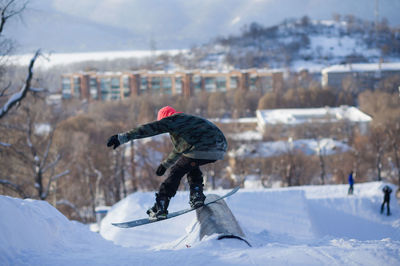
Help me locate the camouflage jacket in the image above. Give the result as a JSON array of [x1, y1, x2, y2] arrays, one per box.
[[118, 113, 227, 168]]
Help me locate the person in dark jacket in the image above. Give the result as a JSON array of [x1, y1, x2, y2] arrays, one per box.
[[348, 171, 354, 195], [381, 185, 392, 216], [106, 106, 228, 220]]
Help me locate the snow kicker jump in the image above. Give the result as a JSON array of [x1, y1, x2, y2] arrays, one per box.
[[112, 186, 239, 228]]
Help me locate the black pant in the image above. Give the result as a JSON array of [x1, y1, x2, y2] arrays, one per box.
[[381, 199, 391, 215], [158, 156, 215, 198], [348, 184, 353, 195]]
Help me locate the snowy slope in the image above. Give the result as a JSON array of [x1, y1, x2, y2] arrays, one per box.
[[7, 49, 186, 69], [1, 182, 400, 265]]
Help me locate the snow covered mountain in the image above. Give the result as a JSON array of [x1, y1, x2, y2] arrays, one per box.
[[10, 17, 400, 73], [6, 0, 400, 54], [196, 18, 400, 70], [1, 182, 399, 265]]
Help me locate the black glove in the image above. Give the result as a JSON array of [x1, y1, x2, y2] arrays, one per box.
[[107, 135, 120, 150], [156, 164, 166, 176]]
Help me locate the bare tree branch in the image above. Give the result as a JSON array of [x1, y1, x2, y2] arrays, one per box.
[[0, 49, 41, 119], [42, 170, 69, 199], [0, 178, 28, 198], [0, 81, 11, 96], [55, 199, 83, 220], [9, 144, 34, 165], [42, 154, 61, 174], [0, 122, 26, 131], [40, 127, 56, 170], [0, 140, 10, 147], [0, 0, 28, 34], [24, 107, 38, 161]]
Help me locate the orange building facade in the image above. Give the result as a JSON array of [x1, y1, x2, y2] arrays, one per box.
[[61, 69, 284, 101]]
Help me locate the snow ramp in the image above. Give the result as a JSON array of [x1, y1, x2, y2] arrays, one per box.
[[227, 188, 315, 243], [101, 187, 315, 248]]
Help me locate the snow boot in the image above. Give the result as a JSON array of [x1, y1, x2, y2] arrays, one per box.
[[189, 184, 206, 208], [146, 193, 170, 220]]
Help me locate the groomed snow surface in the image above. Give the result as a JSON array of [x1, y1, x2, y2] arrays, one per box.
[[1, 182, 400, 265]]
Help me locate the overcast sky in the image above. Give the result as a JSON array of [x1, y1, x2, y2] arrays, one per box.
[[7, 0, 400, 53], [47, 0, 400, 34]]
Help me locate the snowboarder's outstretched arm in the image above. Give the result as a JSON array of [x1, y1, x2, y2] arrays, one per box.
[[107, 120, 170, 149], [106, 119, 182, 169], [118, 120, 170, 144]]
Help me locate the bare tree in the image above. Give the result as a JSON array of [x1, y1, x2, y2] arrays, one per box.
[[369, 125, 385, 181], [0, 0, 42, 120], [0, 50, 41, 119], [0, 0, 28, 34], [383, 113, 400, 186], [0, 0, 27, 66], [316, 139, 327, 185], [0, 102, 69, 199]]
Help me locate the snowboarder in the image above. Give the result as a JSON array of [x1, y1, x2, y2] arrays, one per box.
[[348, 171, 354, 195], [381, 185, 392, 216], [106, 106, 227, 220]]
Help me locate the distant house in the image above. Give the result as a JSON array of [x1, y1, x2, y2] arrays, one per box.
[[256, 106, 372, 136], [321, 62, 400, 91], [60, 69, 284, 101], [228, 138, 351, 159]]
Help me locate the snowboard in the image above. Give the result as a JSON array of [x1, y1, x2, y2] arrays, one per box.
[[112, 186, 239, 228]]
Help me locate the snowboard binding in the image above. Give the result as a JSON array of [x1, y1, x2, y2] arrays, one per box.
[[147, 193, 170, 220]]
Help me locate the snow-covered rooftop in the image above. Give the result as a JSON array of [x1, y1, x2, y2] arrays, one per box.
[[211, 117, 258, 124], [228, 138, 351, 158], [256, 106, 372, 127], [322, 62, 400, 73]]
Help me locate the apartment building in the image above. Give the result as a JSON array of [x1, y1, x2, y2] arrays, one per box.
[[61, 69, 284, 101], [321, 62, 400, 91]]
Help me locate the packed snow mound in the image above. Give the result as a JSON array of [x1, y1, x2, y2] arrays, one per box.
[[102, 182, 400, 249], [1, 182, 400, 265]]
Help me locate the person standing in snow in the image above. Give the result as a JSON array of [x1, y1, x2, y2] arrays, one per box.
[[348, 171, 354, 195], [381, 185, 392, 216], [106, 106, 227, 220]]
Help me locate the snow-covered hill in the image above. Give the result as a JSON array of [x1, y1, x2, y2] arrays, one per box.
[[1, 182, 400, 265], [6, 0, 400, 53], [8, 17, 400, 73], [202, 18, 400, 71]]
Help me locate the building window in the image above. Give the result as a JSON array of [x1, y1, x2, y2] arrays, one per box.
[[100, 78, 111, 101], [175, 77, 182, 94], [73, 77, 81, 98], [122, 76, 130, 97], [192, 75, 202, 93], [216, 76, 227, 92], [111, 77, 120, 89], [162, 77, 172, 95], [151, 77, 161, 93], [89, 77, 98, 99], [249, 75, 257, 91], [205, 77, 216, 92], [62, 78, 71, 99], [230, 76, 238, 89], [111, 77, 121, 100], [259, 76, 273, 93], [141, 77, 148, 92]]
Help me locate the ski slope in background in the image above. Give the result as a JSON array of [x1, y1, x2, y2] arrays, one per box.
[[1, 182, 400, 265]]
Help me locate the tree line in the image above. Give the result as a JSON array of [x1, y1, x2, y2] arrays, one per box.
[[1, 85, 399, 222]]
